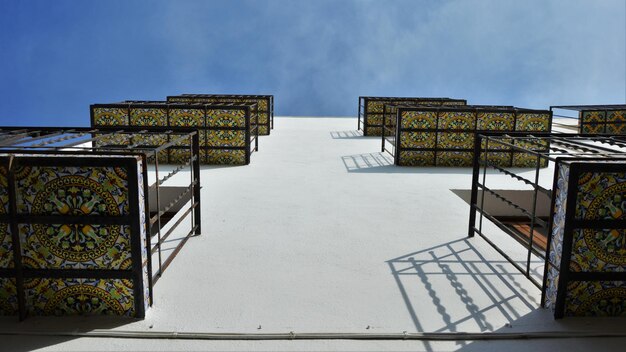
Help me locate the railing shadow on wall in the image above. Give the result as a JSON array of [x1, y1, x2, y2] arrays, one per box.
[[341, 153, 502, 175], [329, 130, 365, 139], [387, 238, 543, 350]]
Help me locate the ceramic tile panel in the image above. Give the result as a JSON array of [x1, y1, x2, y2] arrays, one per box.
[[438, 111, 476, 130], [24, 277, 137, 317], [399, 132, 436, 149], [129, 108, 167, 126], [367, 101, 384, 113], [92, 107, 129, 126], [206, 109, 246, 128], [398, 151, 435, 166], [0, 165, 7, 214], [581, 111, 606, 124], [477, 112, 515, 131], [0, 165, 10, 270], [543, 264, 560, 309], [206, 130, 246, 148], [367, 127, 383, 136], [574, 172, 626, 221], [14, 166, 132, 269], [606, 110, 626, 124], [206, 149, 246, 165], [486, 152, 512, 167], [563, 281, 626, 317], [515, 113, 551, 132], [544, 163, 569, 309], [437, 132, 474, 149], [580, 123, 605, 134], [400, 111, 437, 129], [367, 114, 384, 126], [436, 151, 473, 166], [570, 228, 626, 272], [0, 278, 18, 315], [168, 108, 205, 129], [605, 123, 626, 135]]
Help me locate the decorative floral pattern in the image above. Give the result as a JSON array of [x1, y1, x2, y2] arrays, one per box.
[[206, 130, 246, 147], [0, 278, 18, 315], [476, 112, 514, 130], [515, 113, 550, 131], [130, 108, 167, 126], [581, 111, 606, 123], [400, 132, 436, 149], [206, 149, 246, 165], [14, 166, 131, 268], [396, 108, 550, 167], [0, 157, 149, 317], [92, 107, 129, 126], [436, 151, 473, 166], [571, 228, 626, 271], [206, 109, 245, 128], [401, 111, 437, 129], [438, 132, 474, 149], [398, 151, 435, 166], [486, 152, 511, 167], [25, 278, 135, 316], [572, 172, 626, 269], [367, 114, 384, 126], [605, 123, 626, 135], [544, 163, 569, 309], [439, 111, 476, 130], [367, 101, 384, 113], [169, 108, 205, 128], [564, 281, 626, 317]]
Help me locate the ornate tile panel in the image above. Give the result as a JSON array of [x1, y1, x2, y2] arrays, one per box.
[[0, 223, 11, 268], [129, 108, 167, 126], [581, 111, 606, 124], [0, 165, 7, 214], [13, 165, 133, 270], [366, 127, 382, 136], [512, 152, 548, 168], [206, 109, 245, 128], [15, 166, 130, 215], [438, 111, 475, 130], [367, 101, 384, 113], [367, 114, 384, 126], [515, 113, 551, 132], [436, 151, 473, 166], [0, 278, 18, 315], [580, 123, 605, 134], [564, 281, 626, 317], [92, 107, 129, 126], [400, 132, 436, 149], [24, 278, 136, 317], [437, 132, 474, 149], [570, 228, 626, 272], [206, 149, 246, 165], [605, 123, 626, 135], [400, 111, 437, 129], [477, 112, 514, 131], [544, 163, 569, 309], [206, 130, 246, 148], [575, 172, 626, 221], [486, 152, 512, 167], [398, 151, 435, 166], [169, 108, 205, 128], [606, 110, 626, 123]]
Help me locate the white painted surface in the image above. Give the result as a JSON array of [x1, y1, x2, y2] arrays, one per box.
[[2, 116, 626, 351]]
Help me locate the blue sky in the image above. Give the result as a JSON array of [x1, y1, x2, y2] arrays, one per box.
[[0, 0, 625, 126]]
